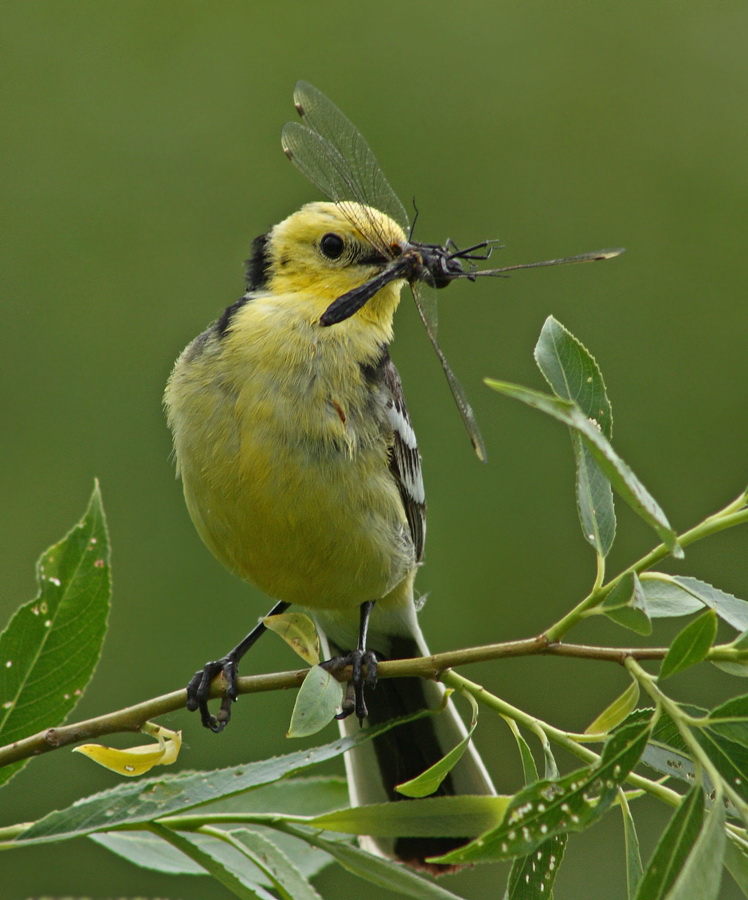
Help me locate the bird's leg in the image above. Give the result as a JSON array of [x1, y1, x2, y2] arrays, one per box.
[[321, 600, 378, 723], [186, 599, 291, 733]]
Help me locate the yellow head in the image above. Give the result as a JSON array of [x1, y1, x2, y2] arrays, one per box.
[[254, 201, 408, 327]]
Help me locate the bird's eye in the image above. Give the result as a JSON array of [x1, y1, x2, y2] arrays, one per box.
[[320, 232, 345, 260]]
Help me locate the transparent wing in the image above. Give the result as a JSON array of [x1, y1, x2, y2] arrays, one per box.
[[281, 82, 410, 251], [283, 82, 486, 461], [411, 283, 487, 462]]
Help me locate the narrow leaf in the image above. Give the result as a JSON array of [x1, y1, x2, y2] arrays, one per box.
[[643, 574, 748, 631], [535, 316, 616, 556], [620, 793, 643, 899], [310, 795, 510, 838], [586, 680, 640, 735], [664, 797, 725, 900], [634, 784, 703, 900], [264, 612, 320, 665], [659, 610, 718, 680], [504, 720, 539, 786], [725, 832, 748, 898], [287, 665, 343, 738], [706, 695, 748, 748], [534, 316, 613, 439], [672, 577, 748, 632], [484, 381, 681, 555], [92, 776, 346, 879], [0, 482, 111, 789], [398, 692, 479, 798], [299, 829, 470, 900], [17, 715, 426, 844], [573, 434, 617, 557], [93, 825, 332, 884], [152, 823, 275, 900], [503, 833, 567, 900], [433, 719, 651, 864], [225, 828, 324, 900], [641, 743, 696, 788], [640, 576, 703, 619], [602, 573, 652, 635], [691, 727, 748, 803]]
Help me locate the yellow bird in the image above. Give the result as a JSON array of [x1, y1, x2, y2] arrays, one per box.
[[165, 198, 497, 867]]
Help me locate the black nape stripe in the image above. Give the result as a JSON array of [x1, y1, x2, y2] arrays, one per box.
[[359, 345, 390, 384], [216, 297, 249, 336], [245, 232, 272, 290]]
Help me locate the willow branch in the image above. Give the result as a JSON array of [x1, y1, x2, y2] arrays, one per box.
[[0, 637, 744, 770]]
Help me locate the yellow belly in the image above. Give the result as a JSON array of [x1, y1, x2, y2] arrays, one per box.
[[178, 381, 414, 611]]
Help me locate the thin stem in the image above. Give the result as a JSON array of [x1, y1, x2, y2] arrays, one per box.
[[442, 669, 682, 809], [1, 639, 708, 770], [626, 658, 748, 819], [545, 491, 748, 643]]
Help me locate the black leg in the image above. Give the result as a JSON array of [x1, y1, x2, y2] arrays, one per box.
[[186, 600, 291, 733], [321, 600, 378, 723]]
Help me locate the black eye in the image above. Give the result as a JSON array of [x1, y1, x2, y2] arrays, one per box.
[[320, 232, 345, 260]]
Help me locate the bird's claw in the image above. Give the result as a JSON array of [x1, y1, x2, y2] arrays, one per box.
[[321, 649, 378, 723], [185, 656, 239, 733]]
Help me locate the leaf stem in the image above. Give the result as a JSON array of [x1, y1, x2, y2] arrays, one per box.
[[625, 657, 748, 819], [442, 669, 681, 808], [545, 491, 748, 642]]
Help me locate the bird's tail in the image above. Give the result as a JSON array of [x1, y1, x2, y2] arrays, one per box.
[[316, 600, 496, 871]]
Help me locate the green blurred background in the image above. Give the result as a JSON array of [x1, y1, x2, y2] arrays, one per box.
[[2, 2, 747, 897]]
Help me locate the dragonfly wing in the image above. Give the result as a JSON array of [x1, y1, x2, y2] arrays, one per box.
[[410, 285, 487, 463], [287, 81, 410, 234], [281, 121, 386, 244]]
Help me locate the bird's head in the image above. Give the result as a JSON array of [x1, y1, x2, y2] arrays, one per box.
[[253, 202, 408, 326]]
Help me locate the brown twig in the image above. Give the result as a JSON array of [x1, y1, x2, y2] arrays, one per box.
[[0, 637, 679, 771]]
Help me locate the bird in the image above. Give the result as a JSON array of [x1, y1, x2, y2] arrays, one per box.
[[164, 198, 497, 869]]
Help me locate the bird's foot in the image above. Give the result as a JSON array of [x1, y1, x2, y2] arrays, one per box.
[[185, 656, 239, 733], [321, 649, 378, 722]]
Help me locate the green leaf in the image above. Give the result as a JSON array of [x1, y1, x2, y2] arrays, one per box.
[[706, 695, 748, 748], [484, 381, 681, 556], [151, 823, 276, 900], [672, 577, 748, 631], [16, 715, 425, 845], [713, 660, 748, 678], [0, 482, 111, 789], [691, 726, 748, 803], [634, 784, 703, 900], [534, 317, 613, 439], [602, 573, 652, 635], [398, 692, 479, 798], [725, 832, 748, 898], [264, 612, 320, 665], [664, 796, 725, 900], [287, 665, 343, 738], [534, 316, 616, 556], [643, 574, 748, 631], [503, 833, 567, 900], [585, 680, 640, 735], [641, 742, 695, 788], [309, 795, 511, 838], [505, 721, 539, 786], [433, 719, 651, 865], [620, 794, 643, 899], [659, 610, 718, 680], [224, 829, 324, 900], [640, 577, 704, 619], [572, 434, 617, 557], [92, 777, 345, 880], [298, 829, 471, 900]]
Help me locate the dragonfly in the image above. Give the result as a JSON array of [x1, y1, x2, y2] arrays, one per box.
[[281, 81, 623, 462]]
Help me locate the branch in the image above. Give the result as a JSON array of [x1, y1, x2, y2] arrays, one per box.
[[0, 636, 685, 771]]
